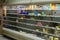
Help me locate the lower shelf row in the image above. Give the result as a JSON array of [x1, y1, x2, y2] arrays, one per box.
[[3, 28, 60, 40], [3, 23, 60, 38]]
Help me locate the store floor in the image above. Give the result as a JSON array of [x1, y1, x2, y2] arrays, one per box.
[[0, 35, 9, 40]]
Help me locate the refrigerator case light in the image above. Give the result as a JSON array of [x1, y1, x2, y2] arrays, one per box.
[[3, 6, 7, 16]]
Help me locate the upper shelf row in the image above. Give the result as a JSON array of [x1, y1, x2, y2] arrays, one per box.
[[3, 3, 60, 10], [7, 0, 60, 5]]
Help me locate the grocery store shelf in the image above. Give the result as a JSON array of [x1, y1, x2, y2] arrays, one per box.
[[3, 16, 17, 18], [3, 20, 16, 23], [3, 19, 60, 25], [3, 25, 60, 38], [19, 14, 60, 17], [37, 20, 60, 23], [3, 27, 46, 40], [7, 0, 31, 5], [3, 0, 60, 40], [29, 15, 60, 17], [3, 20, 60, 29], [3, 22, 60, 30], [3, 16, 60, 24], [18, 18, 60, 23], [7, 13, 60, 17], [7, 13, 17, 15], [31, 0, 60, 4], [7, 0, 60, 5]]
